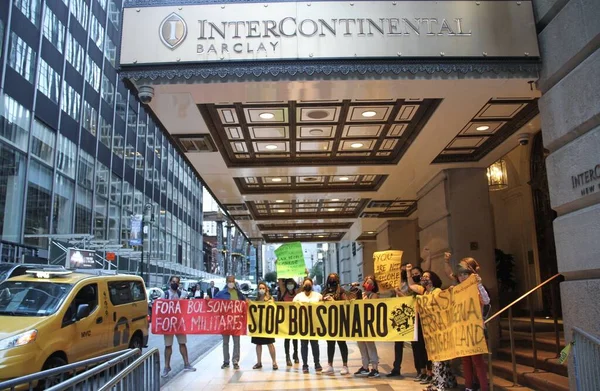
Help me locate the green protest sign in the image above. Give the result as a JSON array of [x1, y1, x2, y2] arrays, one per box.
[[275, 242, 306, 279]]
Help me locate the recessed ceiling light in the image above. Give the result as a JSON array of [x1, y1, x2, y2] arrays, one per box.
[[361, 110, 377, 118], [275, 200, 284, 203], [331, 198, 339, 202], [271, 177, 282, 182], [259, 112, 275, 120], [309, 128, 324, 135], [265, 144, 278, 150], [339, 177, 349, 181], [307, 110, 329, 120], [318, 235, 324, 238], [283, 236, 288, 238], [277, 209, 285, 213], [303, 177, 318, 182], [350, 142, 364, 149], [368, 231, 375, 234], [328, 208, 336, 212], [476, 125, 490, 131]]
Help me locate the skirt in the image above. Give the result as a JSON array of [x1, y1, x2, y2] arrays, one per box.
[[251, 337, 275, 345]]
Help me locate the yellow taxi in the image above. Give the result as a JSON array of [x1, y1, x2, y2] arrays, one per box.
[[0, 269, 149, 385]]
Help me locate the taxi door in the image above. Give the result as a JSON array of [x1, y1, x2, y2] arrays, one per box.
[[60, 282, 108, 360]]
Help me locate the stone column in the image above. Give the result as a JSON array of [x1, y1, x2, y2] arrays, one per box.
[[534, 0, 600, 386], [361, 241, 377, 279]]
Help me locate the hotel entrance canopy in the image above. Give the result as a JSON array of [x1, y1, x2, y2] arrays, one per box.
[[119, 0, 541, 243]]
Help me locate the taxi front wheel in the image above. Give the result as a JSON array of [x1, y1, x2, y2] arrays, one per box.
[[36, 355, 67, 390], [129, 334, 143, 350]]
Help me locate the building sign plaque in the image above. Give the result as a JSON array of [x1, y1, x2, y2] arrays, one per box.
[[120, 1, 539, 65]]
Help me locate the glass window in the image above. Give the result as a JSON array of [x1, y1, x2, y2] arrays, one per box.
[[108, 0, 120, 30], [85, 57, 101, 90], [108, 203, 120, 242], [70, 0, 89, 29], [94, 195, 107, 239], [56, 134, 76, 178], [24, 160, 53, 248], [96, 161, 109, 197], [43, 5, 65, 53], [31, 120, 55, 165], [66, 34, 84, 74], [108, 281, 146, 305], [53, 174, 74, 234], [115, 92, 126, 121], [0, 280, 72, 317], [14, 0, 41, 27], [110, 173, 121, 204], [104, 36, 116, 67], [89, 14, 104, 50], [0, 94, 30, 151], [99, 116, 112, 148], [61, 82, 81, 120], [112, 132, 124, 159], [62, 284, 98, 324], [101, 74, 114, 105], [0, 19, 4, 55], [82, 101, 97, 136], [77, 151, 94, 189], [97, 0, 107, 11], [0, 144, 26, 242], [37, 59, 61, 103], [9, 33, 36, 84], [125, 140, 135, 169], [75, 186, 92, 234]]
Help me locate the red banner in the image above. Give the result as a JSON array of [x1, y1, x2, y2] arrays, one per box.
[[151, 299, 247, 336]]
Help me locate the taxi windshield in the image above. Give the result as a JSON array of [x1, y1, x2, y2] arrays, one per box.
[[0, 280, 73, 317]]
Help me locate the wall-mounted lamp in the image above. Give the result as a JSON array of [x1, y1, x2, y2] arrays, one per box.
[[487, 159, 508, 191]]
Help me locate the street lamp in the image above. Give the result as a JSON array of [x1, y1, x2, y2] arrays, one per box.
[[141, 203, 154, 285]]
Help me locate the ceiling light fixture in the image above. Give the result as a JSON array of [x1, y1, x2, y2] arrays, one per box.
[[277, 209, 285, 213], [476, 125, 490, 131], [309, 129, 324, 135], [275, 200, 284, 203], [259, 112, 275, 120], [331, 198, 339, 202], [328, 208, 336, 212], [265, 144, 278, 150], [361, 110, 377, 118], [271, 177, 282, 182], [368, 231, 375, 234], [339, 177, 349, 181], [318, 235, 325, 238], [350, 142, 364, 149], [283, 236, 289, 238]]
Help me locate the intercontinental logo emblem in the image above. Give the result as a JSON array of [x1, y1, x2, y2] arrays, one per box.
[[159, 13, 187, 50]]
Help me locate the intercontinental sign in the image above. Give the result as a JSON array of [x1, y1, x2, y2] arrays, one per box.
[[120, 1, 539, 65]]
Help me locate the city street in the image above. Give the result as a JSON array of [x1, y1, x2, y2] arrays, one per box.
[[145, 331, 221, 386]]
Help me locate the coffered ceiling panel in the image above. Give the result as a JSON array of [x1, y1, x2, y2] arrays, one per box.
[[247, 199, 369, 220], [360, 199, 418, 218], [257, 222, 354, 231], [263, 232, 346, 243], [198, 99, 441, 167], [234, 174, 387, 194]]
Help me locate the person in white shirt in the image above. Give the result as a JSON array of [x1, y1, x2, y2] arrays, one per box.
[[293, 277, 323, 374]]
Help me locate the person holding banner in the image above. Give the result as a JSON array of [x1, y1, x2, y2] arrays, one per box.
[[215, 275, 246, 370], [293, 277, 323, 374], [251, 282, 279, 370], [277, 278, 299, 366], [322, 273, 350, 376], [355, 275, 381, 378]]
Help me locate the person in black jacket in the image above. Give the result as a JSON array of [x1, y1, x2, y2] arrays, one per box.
[[207, 280, 219, 298]]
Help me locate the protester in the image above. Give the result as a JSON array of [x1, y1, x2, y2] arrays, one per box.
[[355, 275, 381, 378], [406, 265, 433, 384], [193, 283, 204, 299], [407, 265, 456, 391], [293, 277, 323, 374], [161, 276, 196, 377], [387, 268, 410, 378], [251, 282, 278, 370], [322, 273, 350, 375], [277, 278, 299, 366], [215, 275, 246, 370], [207, 280, 219, 298]]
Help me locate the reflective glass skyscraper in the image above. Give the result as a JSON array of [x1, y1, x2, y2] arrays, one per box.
[[0, 0, 204, 282]]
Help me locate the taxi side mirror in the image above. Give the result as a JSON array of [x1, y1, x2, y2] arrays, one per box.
[[76, 304, 90, 321]]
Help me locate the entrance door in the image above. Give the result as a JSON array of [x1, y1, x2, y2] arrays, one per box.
[[529, 132, 561, 316]]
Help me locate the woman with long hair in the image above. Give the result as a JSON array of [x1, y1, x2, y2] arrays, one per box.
[[251, 281, 278, 370], [278, 278, 299, 366], [354, 275, 381, 378], [293, 277, 323, 374], [322, 273, 349, 375]]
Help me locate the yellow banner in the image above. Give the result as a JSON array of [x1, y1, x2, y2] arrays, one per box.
[[248, 297, 416, 341], [374, 250, 403, 289], [416, 275, 489, 361]]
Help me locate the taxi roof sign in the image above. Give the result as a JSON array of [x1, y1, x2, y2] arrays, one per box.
[[26, 270, 73, 279]]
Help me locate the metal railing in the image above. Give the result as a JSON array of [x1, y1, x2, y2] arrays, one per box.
[[484, 273, 563, 389], [98, 348, 160, 391], [572, 327, 600, 391], [0, 349, 139, 391]]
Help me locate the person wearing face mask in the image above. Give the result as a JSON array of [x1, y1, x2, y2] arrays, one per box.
[[215, 275, 246, 370], [161, 276, 196, 378], [407, 266, 456, 391], [322, 273, 349, 375], [251, 282, 278, 370], [354, 275, 381, 378], [277, 278, 299, 366], [293, 277, 323, 374]]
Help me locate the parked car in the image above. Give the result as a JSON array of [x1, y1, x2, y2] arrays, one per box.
[[0, 263, 65, 283], [146, 287, 164, 322]]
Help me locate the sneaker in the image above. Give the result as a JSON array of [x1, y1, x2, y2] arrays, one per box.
[[368, 369, 380, 378], [420, 375, 433, 384], [233, 363, 240, 370], [340, 366, 349, 375], [414, 373, 427, 382], [386, 370, 401, 377], [315, 364, 323, 372], [286, 357, 293, 367], [221, 363, 230, 369], [161, 368, 171, 378], [302, 365, 309, 373], [183, 365, 196, 372], [354, 367, 369, 377], [322, 365, 334, 375]]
